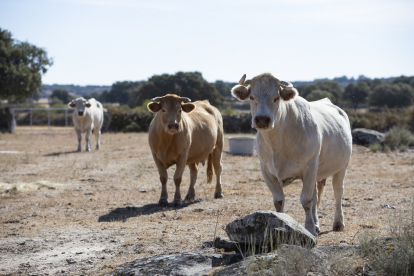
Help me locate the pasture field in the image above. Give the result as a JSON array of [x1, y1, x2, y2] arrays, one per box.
[[0, 131, 413, 275]]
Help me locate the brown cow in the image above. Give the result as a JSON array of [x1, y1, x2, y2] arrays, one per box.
[[147, 94, 224, 207]]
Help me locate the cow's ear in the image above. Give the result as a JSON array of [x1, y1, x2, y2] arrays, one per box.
[[231, 85, 251, 101], [68, 101, 76, 108], [279, 88, 298, 101], [182, 103, 195, 113], [85, 101, 92, 108], [147, 102, 161, 113]]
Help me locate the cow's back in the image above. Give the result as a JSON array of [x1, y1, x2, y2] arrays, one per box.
[[186, 100, 223, 164], [308, 98, 352, 179], [88, 98, 104, 129]]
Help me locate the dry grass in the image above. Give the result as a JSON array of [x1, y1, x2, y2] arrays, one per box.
[[0, 131, 413, 275]]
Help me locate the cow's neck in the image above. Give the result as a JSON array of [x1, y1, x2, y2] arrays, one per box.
[[259, 102, 305, 156]]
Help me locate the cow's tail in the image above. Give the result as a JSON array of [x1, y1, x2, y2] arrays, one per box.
[[317, 179, 326, 209], [207, 153, 213, 184]]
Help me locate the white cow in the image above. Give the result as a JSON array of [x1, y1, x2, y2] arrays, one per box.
[[231, 73, 352, 236], [68, 97, 104, 152]]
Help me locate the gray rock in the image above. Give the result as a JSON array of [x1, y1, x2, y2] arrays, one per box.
[[225, 211, 316, 250], [351, 128, 385, 146], [106, 249, 215, 276]]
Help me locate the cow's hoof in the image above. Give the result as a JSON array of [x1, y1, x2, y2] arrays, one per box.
[[158, 199, 168, 207], [333, 222, 345, 232], [184, 194, 195, 201], [307, 228, 318, 237], [315, 225, 320, 234], [214, 193, 224, 199], [173, 200, 183, 208]]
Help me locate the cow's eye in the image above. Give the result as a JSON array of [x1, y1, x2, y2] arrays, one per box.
[[162, 109, 166, 113], [178, 109, 182, 113], [249, 95, 255, 101], [274, 96, 280, 102]]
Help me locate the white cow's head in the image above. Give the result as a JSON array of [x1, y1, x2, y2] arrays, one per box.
[[147, 94, 195, 134], [68, 97, 92, 117], [231, 73, 298, 130]]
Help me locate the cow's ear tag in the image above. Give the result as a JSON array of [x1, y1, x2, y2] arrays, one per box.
[[147, 102, 161, 113]]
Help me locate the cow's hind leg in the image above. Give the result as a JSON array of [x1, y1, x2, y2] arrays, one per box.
[[95, 127, 101, 150], [332, 166, 347, 231], [260, 162, 285, 212], [185, 163, 198, 201], [211, 147, 223, 199], [76, 129, 82, 152]]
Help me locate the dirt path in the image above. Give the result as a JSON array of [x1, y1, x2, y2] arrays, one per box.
[[0, 132, 413, 275]]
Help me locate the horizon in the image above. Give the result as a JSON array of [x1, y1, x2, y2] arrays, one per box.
[[1, 0, 413, 86]]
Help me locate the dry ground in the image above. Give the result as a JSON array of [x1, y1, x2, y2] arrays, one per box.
[[0, 131, 413, 275]]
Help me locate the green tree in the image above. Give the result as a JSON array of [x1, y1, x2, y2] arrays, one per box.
[[0, 28, 53, 101], [343, 82, 370, 110], [50, 88, 73, 103], [306, 89, 335, 102], [107, 81, 142, 104], [129, 72, 224, 107], [370, 83, 414, 108], [214, 80, 236, 97], [296, 80, 342, 104]]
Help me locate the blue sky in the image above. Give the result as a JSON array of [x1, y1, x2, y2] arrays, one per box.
[[1, 0, 413, 85]]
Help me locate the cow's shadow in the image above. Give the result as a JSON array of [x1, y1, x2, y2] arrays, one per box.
[[98, 200, 201, 222], [44, 151, 79, 157]]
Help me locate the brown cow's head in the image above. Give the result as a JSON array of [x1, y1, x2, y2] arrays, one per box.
[[68, 97, 92, 117], [231, 73, 298, 130], [147, 94, 196, 134]]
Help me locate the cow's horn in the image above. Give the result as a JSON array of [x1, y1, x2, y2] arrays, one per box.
[[151, 97, 163, 102], [239, 74, 247, 85], [180, 97, 191, 103], [239, 74, 252, 85], [279, 80, 294, 89]]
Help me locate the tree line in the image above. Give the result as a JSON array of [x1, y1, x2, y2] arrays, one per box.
[[2, 28, 414, 110]]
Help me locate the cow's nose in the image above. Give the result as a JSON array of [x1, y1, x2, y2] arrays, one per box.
[[78, 111, 84, 116], [167, 123, 179, 132], [254, 116, 271, 129]]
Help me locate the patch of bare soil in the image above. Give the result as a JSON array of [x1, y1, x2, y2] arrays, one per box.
[[0, 132, 413, 275]]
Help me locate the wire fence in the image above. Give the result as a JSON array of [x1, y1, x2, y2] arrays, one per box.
[[11, 108, 75, 133]]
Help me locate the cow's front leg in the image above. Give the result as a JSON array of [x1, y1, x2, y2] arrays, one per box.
[[173, 154, 187, 207], [76, 129, 82, 152], [85, 128, 92, 151], [152, 153, 168, 206], [185, 163, 198, 201], [260, 162, 285, 212], [312, 183, 320, 234], [302, 163, 318, 236]]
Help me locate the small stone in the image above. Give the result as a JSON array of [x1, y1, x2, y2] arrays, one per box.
[[84, 192, 93, 195], [364, 197, 374, 201], [66, 258, 76, 264], [139, 190, 147, 193], [76, 252, 83, 254]]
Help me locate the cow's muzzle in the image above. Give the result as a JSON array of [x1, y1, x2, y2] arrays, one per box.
[[254, 116, 271, 129], [78, 111, 84, 116], [167, 123, 180, 133]]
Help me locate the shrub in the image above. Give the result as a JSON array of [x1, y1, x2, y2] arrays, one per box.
[[359, 199, 414, 276], [369, 142, 383, 153], [384, 127, 414, 150]]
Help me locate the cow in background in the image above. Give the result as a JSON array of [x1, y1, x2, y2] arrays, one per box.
[[68, 97, 104, 152], [231, 73, 352, 236], [147, 94, 224, 207]]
